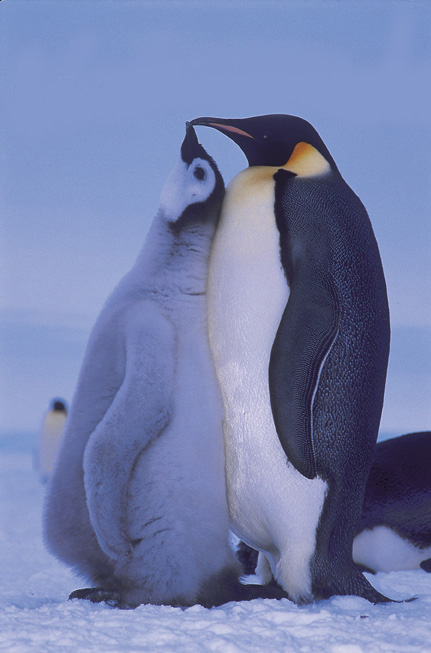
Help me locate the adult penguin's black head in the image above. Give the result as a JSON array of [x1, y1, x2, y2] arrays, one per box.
[[190, 114, 339, 174]]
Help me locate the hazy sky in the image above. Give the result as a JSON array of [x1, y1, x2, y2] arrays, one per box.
[[1, 0, 430, 434]]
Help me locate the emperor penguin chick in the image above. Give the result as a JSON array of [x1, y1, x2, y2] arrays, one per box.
[[191, 114, 392, 604], [44, 124, 286, 609]]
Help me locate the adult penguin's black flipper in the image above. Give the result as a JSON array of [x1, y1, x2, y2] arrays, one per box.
[[269, 270, 339, 480]]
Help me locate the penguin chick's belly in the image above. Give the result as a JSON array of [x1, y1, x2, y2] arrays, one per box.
[[124, 327, 235, 602], [208, 169, 328, 598], [353, 526, 431, 573]]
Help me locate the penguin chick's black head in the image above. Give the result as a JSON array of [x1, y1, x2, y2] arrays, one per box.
[[181, 121, 210, 166], [167, 123, 225, 232], [190, 114, 338, 173], [181, 122, 224, 191]]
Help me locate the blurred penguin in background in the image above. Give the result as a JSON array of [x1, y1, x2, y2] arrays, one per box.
[[36, 399, 68, 482]]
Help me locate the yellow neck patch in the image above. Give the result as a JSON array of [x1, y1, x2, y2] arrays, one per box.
[[283, 142, 330, 177]]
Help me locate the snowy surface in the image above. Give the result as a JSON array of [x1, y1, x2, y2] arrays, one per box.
[[2, 436, 431, 653]]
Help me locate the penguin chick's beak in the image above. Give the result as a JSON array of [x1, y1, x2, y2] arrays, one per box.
[[181, 122, 203, 165]]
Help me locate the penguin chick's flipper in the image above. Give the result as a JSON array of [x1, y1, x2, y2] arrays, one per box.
[[269, 269, 339, 479], [83, 303, 175, 561]]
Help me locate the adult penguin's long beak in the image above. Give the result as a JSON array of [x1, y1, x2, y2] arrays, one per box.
[[190, 117, 255, 141], [190, 116, 265, 166]]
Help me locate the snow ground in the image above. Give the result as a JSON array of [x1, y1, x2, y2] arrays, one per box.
[[1, 437, 431, 653]]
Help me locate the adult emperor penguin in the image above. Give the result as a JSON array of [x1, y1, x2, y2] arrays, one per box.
[[36, 399, 68, 483], [44, 124, 286, 609], [191, 114, 391, 603], [238, 431, 431, 576]]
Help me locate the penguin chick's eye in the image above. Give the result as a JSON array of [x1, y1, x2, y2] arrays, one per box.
[[193, 166, 206, 181]]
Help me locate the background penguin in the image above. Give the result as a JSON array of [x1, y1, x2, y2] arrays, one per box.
[[36, 398, 68, 483], [354, 431, 431, 574], [191, 114, 391, 603], [44, 124, 286, 609], [238, 431, 431, 576]]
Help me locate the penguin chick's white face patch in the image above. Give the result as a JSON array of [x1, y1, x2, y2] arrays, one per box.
[[160, 157, 217, 223], [283, 142, 331, 177]]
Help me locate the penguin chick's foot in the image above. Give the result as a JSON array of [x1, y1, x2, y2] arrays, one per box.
[[214, 580, 289, 605], [69, 587, 133, 609], [69, 573, 290, 610], [198, 567, 289, 608]]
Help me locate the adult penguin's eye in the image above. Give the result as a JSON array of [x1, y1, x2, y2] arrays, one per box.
[[193, 166, 206, 181]]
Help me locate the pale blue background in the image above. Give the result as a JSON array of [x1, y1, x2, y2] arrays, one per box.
[[1, 0, 430, 436]]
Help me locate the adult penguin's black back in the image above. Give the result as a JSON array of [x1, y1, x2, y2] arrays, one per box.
[[191, 114, 391, 603], [354, 431, 431, 573]]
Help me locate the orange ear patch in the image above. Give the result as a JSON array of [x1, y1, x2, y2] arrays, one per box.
[[284, 142, 330, 177]]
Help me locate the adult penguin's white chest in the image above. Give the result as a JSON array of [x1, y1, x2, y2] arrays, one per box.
[[207, 168, 288, 543], [207, 167, 327, 578], [208, 167, 288, 405]]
